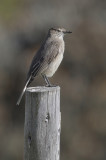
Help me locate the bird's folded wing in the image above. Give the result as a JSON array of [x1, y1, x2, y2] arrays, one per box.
[[27, 41, 60, 79]]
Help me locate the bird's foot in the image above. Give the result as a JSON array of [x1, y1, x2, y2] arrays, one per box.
[[45, 84, 57, 87]]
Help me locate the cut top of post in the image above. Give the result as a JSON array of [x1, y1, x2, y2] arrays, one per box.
[[26, 86, 60, 93]]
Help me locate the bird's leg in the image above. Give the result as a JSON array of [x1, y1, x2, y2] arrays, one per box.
[[42, 74, 52, 87]]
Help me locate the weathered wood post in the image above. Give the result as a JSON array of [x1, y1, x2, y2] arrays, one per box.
[[24, 86, 61, 160]]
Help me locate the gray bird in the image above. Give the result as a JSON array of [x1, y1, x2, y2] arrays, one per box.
[[16, 27, 72, 105]]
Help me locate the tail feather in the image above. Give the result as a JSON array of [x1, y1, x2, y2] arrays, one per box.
[[16, 76, 31, 106]]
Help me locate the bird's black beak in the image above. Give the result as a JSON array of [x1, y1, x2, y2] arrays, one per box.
[[64, 31, 72, 34]]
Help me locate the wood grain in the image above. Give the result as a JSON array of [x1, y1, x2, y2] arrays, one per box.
[[24, 86, 61, 160]]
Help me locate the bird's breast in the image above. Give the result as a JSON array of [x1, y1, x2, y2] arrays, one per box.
[[43, 38, 65, 77], [44, 53, 63, 77]]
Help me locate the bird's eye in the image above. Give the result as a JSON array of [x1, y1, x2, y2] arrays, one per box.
[[57, 29, 61, 32], [50, 28, 61, 32]]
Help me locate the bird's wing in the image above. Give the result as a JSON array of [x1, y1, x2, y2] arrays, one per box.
[[27, 41, 60, 83], [34, 41, 60, 74], [44, 41, 60, 64]]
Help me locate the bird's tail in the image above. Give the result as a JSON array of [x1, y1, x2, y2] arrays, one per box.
[[16, 76, 31, 106]]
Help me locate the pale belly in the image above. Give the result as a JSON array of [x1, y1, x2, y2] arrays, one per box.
[[44, 53, 63, 77]]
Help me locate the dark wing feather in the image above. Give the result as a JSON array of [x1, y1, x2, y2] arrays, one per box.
[[26, 40, 60, 85]]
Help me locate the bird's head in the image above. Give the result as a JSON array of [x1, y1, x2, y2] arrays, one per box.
[[49, 27, 72, 38]]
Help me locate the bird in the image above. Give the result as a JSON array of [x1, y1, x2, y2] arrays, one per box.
[[16, 27, 72, 105]]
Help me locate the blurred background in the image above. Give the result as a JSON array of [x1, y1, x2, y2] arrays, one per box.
[[0, 0, 106, 160]]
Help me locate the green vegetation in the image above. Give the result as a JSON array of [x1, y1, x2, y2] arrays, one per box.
[[0, 0, 22, 21]]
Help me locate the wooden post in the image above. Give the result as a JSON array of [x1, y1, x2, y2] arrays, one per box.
[[24, 86, 61, 160]]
